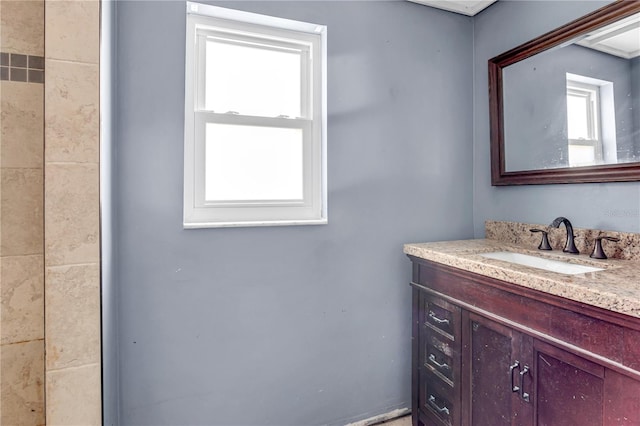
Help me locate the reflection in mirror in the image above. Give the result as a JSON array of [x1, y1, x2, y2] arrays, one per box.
[[502, 12, 640, 172]]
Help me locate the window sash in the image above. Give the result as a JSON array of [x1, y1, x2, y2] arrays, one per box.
[[194, 30, 312, 118], [193, 112, 314, 208], [566, 83, 600, 142]]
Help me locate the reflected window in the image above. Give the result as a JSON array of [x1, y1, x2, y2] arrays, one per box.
[[566, 78, 602, 166], [567, 84, 598, 141]]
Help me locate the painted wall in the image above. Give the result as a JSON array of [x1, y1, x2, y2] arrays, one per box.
[[503, 44, 636, 170], [114, 1, 473, 424], [632, 57, 640, 150], [473, 0, 640, 236]]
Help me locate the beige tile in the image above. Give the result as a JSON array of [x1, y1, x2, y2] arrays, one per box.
[[0, 0, 44, 55], [44, 60, 99, 163], [1, 81, 44, 169], [45, 0, 99, 63], [46, 363, 101, 426], [0, 168, 44, 256], [0, 340, 45, 426], [1, 255, 44, 345], [45, 263, 100, 370], [44, 163, 99, 266], [0, 172, 2, 254]]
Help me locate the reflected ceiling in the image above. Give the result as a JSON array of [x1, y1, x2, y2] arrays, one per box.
[[408, 0, 497, 16]]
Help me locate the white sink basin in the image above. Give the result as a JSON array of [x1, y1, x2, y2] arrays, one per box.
[[480, 251, 604, 275]]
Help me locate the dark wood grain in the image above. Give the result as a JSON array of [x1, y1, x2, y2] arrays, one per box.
[[534, 340, 604, 426], [467, 313, 518, 426], [603, 370, 640, 425], [409, 255, 640, 425], [412, 287, 422, 426]]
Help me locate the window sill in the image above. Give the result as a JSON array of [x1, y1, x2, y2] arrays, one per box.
[[183, 218, 328, 229]]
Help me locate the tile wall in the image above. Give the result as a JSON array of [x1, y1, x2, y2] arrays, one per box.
[[44, 0, 102, 424], [0, 0, 46, 424], [1, 0, 102, 424]]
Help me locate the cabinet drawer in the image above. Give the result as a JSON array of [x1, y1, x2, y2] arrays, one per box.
[[424, 342, 454, 384], [424, 297, 459, 338], [420, 371, 456, 426], [425, 331, 455, 359]]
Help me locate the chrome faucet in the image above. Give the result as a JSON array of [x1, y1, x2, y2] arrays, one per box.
[[550, 217, 579, 254]]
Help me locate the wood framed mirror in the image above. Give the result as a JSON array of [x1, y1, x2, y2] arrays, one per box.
[[489, 1, 640, 185]]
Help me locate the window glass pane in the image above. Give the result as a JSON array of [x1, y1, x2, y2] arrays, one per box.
[[205, 123, 304, 201], [567, 94, 589, 140], [205, 39, 302, 117], [569, 144, 596, 167]]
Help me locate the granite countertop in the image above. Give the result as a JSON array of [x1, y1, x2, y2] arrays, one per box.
[[404, 238, 640, 319]]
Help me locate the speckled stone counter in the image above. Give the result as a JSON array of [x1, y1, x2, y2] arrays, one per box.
[[404, 238, 640, 319], [485, 220, 640, 261]]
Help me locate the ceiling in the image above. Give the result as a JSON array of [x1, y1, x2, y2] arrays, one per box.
[[576, 12, 640, 59], [408, 0, 498, 16], [409, 2, 639, 59]]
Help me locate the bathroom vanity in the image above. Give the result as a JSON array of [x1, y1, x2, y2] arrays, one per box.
[[405, 223, 640, 426]]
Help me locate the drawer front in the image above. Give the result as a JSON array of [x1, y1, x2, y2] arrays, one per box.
[[424, 340, 454, 384], [419, 370, 456, 426], [415, 290, 462, 425], [424, 297, 459, 339], [426, 332, 454, 357]]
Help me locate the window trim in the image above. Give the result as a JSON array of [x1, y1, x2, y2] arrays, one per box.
[[183, 3, 327, 228], [566, 72, 617, 167]]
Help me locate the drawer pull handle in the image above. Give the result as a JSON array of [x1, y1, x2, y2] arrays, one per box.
[[428, 311, 450, 325], [509, 360, 520, 392], [428, 395, 450, 415], [428, 353, 450, 370], [519, 365, 530, 402]]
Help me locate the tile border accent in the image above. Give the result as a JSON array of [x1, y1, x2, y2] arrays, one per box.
[[0, 51, 45, 83]]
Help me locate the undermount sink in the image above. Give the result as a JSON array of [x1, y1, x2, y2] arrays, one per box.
[[480, 251, 604, 275]]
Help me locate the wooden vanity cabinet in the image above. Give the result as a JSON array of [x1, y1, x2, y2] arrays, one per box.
[[409, 256, 640, 426]]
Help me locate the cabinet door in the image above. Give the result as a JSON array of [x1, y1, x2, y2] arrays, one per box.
[[604, 369, 640, 425], [463, 312, 529, 426], [533, 340, 604, 426]]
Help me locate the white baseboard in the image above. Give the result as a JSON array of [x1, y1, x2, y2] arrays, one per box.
[[344, 408, 411, 426]]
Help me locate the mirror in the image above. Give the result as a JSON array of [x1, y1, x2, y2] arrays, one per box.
[[489, 2, 640, 185]]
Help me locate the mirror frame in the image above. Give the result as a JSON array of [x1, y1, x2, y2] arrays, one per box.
[[489, 1, 640, 186]]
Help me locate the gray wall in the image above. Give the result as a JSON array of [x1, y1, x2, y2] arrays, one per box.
[[632, 57, 640, 150], [113, 1, 474, 424], [473, 0, 640, 236], [503, 44, 635, 170]]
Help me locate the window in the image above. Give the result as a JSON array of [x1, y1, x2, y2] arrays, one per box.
[[184, 3, 327, 228], [566, 74, 607, 167]]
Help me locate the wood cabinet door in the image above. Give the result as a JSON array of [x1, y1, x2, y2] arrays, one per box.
[[463, 312, 530, 426], [603, 369, 640, 425], [533, 340, 604, 426]]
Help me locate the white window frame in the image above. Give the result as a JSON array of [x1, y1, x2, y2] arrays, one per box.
[[566, 77, 603, 166], [184, 2, 327, 228]]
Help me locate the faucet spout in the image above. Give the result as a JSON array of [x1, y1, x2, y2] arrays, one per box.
[[550, 216, 579, 254]]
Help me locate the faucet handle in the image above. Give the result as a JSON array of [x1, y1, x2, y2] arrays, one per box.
[[530, 229, 552, 251], [590, 235, 620, 260]]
